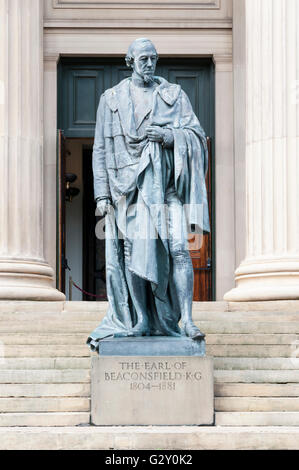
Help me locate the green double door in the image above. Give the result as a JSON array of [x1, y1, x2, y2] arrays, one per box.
[[58, 57, 215, 300]]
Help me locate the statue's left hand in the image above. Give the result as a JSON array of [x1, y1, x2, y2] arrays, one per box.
[[96, 198, 112, 217], [146, 125, 165, 143]]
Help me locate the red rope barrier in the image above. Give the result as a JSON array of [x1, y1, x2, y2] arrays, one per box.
[[72, 280, 107, 300]]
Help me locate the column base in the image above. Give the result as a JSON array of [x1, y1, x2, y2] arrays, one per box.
[[0, 259, 65, 301], [224, 258, 299, 302]]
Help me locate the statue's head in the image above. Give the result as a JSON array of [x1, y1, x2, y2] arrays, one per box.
[[126, 38, 158, 84]]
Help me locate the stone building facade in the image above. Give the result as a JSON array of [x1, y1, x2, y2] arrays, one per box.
[[0, 0, 299, 449], [1, 0, 298, 303]]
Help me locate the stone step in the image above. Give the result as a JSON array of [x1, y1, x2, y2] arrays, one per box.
[[1, 320, 299, 334], [215, 398, 299, 412], [215, 412, 299, 427], [0, 321, 98, 333], [0, 299, 298, 313], [0, 302, 227, 323], [0, 358, 91, 370], [2, 382, 298, 400], [215, 383, 299, 397], [1, 310, 299, 322], [0, 370, 90, 384], [227, 301, 299, 312], [207, 345, 297, 357], [0, 397, 90, 413], [215, 370, 299, 383], [195, 312, 299, 322], [0, 334, 89, 345], [0, 302, 66, 314], [2, 357, 298, 372], [207, 334, 299, 345], [0, 313, 104, 322], [214, 358, 299, 370], [1, 333, 298, 346], [0, 300, 229, 315], [0, 301, 106, 315], [0, 344, 295, 358], [1, 380, 298, 400], [0, 413, 90, 428], [0, 383, 90, 397], [1, 382, 297, 400], [0, 345, 91, 358], [0, 425, 299, 449], [199, 322, 299, 334]]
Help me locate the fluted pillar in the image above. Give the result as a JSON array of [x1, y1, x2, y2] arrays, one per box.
[[225, 0, 299, 301], [0, 0, 64, 300]]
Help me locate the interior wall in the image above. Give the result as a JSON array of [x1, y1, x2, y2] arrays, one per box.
[[64, 139, 93, 300]]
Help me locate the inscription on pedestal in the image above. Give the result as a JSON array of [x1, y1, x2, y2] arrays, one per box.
[[105, 360, 203, 392], [91, 356, 214, 426]]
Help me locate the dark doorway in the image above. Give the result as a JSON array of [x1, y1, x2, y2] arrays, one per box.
[[82, 147, 107, 301]]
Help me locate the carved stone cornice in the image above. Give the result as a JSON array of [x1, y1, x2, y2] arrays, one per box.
[[43, 0, 232, 29]]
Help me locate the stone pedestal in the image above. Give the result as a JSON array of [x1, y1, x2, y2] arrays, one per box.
[[91, 337, 214, 426]]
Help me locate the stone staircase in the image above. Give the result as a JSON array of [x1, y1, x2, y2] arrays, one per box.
[[0, 300, 299, 449]]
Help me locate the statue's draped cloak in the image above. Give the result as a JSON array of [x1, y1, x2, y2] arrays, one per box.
[[88, 77, 210, 349]]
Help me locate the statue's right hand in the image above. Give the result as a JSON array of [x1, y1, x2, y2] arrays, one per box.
[[96, 199, 112, 217]]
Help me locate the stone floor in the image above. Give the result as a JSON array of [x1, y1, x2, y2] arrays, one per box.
[[0, 426, 299, 450]]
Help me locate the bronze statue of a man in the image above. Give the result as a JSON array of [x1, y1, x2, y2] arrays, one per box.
[[87, 38, 210, 351]]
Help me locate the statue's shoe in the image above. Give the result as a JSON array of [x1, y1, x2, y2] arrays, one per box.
[[131, 322, 150, 337], [182, 322, 206, 341]]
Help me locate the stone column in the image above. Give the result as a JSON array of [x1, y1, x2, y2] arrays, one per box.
[[0, 0, 64, 300], [213, 54, 234, 300], [225, 0, 299, 301]]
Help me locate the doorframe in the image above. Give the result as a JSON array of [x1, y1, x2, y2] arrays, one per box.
[[43, 30, 235, 300]]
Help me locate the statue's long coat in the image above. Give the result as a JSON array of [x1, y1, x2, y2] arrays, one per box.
[[88, 77, 210, 347]]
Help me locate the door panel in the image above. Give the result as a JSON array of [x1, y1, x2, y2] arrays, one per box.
[[190, 137, 213, 301], [112, 66, 132, 85], [159, 63, 212, 133], [59, 64, 108, 138], [58, 58, 214, 139], [73, 73, 99, 124]]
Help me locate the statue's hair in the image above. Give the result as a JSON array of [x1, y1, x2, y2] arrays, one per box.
[[125, 38, 158, 68]]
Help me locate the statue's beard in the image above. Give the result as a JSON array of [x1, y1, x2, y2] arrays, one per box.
[[143, 73, 154, 84]]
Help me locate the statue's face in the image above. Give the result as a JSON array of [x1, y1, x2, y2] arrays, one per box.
[[132, 43, 158, 83]]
